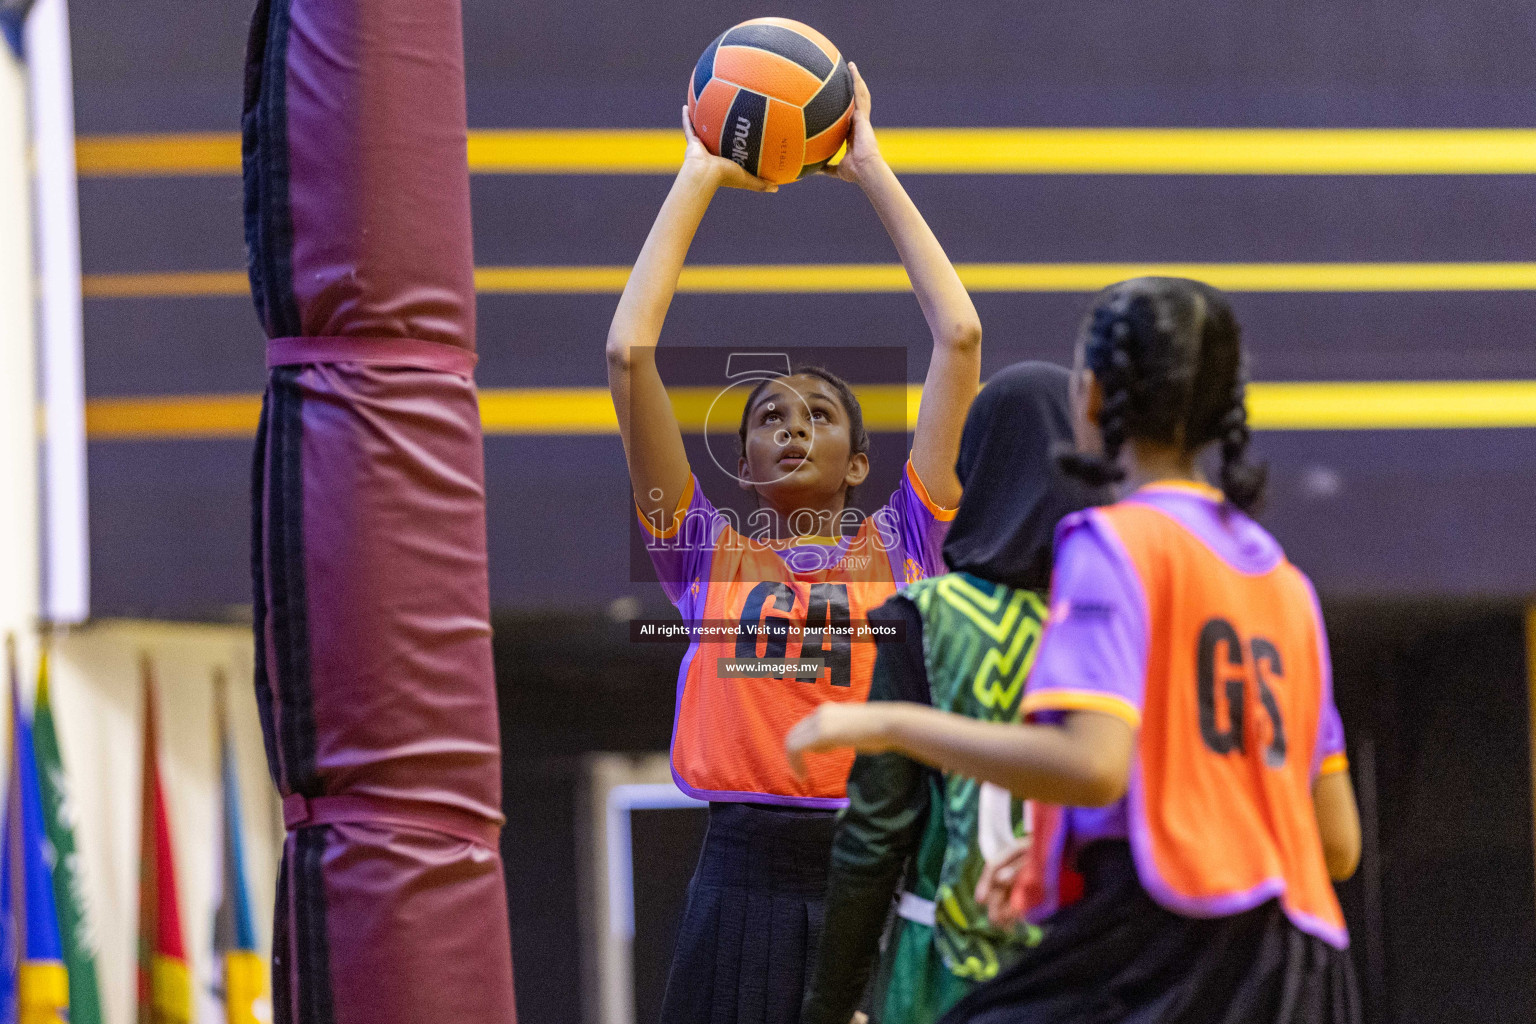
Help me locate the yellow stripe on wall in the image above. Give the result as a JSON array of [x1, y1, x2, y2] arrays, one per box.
[[76, 132, 241, 176], [467, 130, 684, 173], [474, 266, 633, 293], [83, 380, 1536, 441], [879, 128, 1536, 175], [1251, 380, 1536, 430], [75, 128, 1536, 177], [86, 394, 265, 438], [81, 270, 248, 298], [81, 262, 1536, 300], [481, 383, 911, 434]]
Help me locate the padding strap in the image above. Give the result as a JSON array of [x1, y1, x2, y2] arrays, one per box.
[[282, 793, 502, 849], [267, 336, 478, 377]]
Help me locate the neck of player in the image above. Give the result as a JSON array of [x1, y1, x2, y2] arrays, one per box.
[[1119, 438, 1208, 495], [759, 494, 850, 541]]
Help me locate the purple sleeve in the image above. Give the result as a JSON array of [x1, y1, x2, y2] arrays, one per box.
[[883, 460, 955, 582], [1020, 512, 1148, 729], [1303, 574, 1349, 777], [1315, 704, 1346, 773], [639, 476, 723, 609]]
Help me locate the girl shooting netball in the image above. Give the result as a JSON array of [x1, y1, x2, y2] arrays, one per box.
[[789, 277, 1363, 1024], [606, 26, 981, 1024]]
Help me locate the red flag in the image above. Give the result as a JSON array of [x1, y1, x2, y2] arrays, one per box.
[[137, 658, 190, 1024]]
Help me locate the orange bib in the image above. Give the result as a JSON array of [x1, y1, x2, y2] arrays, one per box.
[[671, 522, 902, 804], [1101, 500, 1346, 943]]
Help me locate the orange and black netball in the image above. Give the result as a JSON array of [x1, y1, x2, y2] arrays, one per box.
[[687, 17, 855, 184]]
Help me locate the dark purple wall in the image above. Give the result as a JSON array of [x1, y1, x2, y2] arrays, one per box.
[[69, 0, 1536, 132], [73, 0, 1536, 618]]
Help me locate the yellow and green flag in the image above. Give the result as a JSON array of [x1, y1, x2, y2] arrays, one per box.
[[32, 651, 104, 1024]]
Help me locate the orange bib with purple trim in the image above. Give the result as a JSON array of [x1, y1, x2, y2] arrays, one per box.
[[672, 528, 901, 803], [653, 462, 954, 805], [1101, 499, 1345, 938]]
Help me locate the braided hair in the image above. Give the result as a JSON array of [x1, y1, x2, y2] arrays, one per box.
[[1057, 277, 1268, 513]]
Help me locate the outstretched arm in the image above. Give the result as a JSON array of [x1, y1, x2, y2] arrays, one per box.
[[826, 64, 981, 508], [787, 701, 1135, 808], [607, 109, 776, 523]]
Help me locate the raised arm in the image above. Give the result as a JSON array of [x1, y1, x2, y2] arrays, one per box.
[[826, 64, 981, 508], [787, 701, 1135, 808], [607, 109, 776, 522]]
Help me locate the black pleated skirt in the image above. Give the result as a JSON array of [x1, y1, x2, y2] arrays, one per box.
[[940, 842, 1361, 1024], [658, 801, 838, 1024]]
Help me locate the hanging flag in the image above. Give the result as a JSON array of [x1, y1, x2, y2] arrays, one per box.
[[137, 658, 190, 1024], [32, 649, 104, 1024], [0, 0, 38, 58], [211, 673, 267, 1024], [0, 635, 19, 1024], [2, 636, 69, 1024]]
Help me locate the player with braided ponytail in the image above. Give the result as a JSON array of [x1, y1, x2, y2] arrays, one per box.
[[1058, 277, 1266, 511], [1216, 379, 1267, 511], [790, 277, 1361, 1024]]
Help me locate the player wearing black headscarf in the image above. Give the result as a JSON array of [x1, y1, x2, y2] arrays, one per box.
[[801, 362, 1108, 1024]]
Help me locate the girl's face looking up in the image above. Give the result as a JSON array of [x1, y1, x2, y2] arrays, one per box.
[[738, 374, 868, 517]]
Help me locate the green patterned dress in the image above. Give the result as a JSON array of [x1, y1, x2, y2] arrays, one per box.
[[802, 572, 1049, 1024]]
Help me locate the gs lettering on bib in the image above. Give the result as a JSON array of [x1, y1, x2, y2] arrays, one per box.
[[643, 461, 953, 806]]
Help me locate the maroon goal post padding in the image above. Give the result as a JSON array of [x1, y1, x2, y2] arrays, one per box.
[[243, 0, 517, 1020]]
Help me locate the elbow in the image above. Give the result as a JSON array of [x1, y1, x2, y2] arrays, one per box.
[[1073, 766, 1128, 808], [1050, 712, 1133, 807], [937, 318, 982, 354], [605, 336, 633, 372], [608, 332, 658, 374], [1066, 749, 1129, 808], [1323, 834, 1361, 882]]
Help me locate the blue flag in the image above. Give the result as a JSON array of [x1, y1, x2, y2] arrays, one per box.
[[2, 639, 68, 1024], [0, 0, 36, 58], [0, 641, 15, 1024], [213, 678, 265, 1023]]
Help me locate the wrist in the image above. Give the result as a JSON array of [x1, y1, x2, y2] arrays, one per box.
[[678, 158, 725, 191], [879, 702, 919, 752], [851, 152, 892, 188]]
